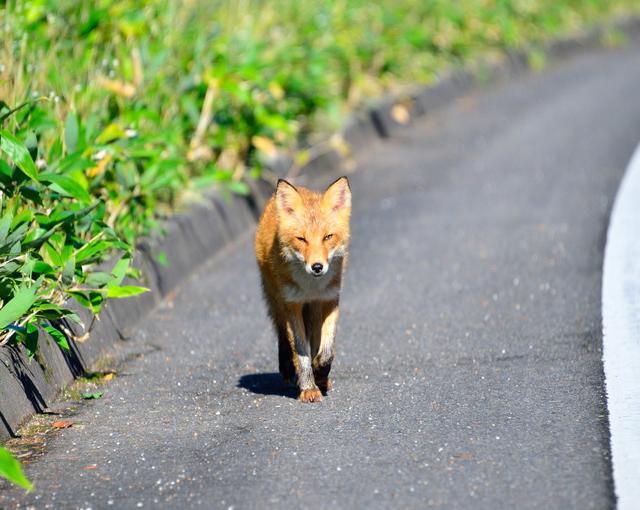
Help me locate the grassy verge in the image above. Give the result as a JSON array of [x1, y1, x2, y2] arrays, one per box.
[[0, 0, 639, 422]]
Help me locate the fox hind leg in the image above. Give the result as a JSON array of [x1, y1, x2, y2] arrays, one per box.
[[310, 300, 339, 394], [263, 282, 296, 386], [265, 286, 296, 387], [277, 324, 296, 386]]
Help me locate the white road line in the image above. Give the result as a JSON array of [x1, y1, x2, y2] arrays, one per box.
[[603, 141, 640, 510]]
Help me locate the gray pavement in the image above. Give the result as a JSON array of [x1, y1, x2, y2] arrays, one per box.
[[3, 41, 640, 509]]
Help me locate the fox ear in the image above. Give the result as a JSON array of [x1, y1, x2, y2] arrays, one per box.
[[322, 176, 351, 213], [275, 179, 303, 216]]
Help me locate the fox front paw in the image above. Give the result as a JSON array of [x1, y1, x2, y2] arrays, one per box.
[[298, 388, 323, 403]]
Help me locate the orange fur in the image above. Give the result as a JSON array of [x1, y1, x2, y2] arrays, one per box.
[[255, 177, 351, 402]]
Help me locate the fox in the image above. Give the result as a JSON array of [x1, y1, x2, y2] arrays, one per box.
[[254, 176, 352, 403]]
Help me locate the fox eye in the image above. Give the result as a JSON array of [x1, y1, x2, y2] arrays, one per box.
[[324, 234, 334, 241], [296, 236, 307, 243]]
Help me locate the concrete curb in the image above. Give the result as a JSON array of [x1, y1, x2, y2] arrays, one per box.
[[1, 16, 639, 441]]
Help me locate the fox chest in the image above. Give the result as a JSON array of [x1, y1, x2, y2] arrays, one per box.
[[281, 263, 340, 303]]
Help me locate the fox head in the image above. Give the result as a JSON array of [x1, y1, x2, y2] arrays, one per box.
[[275, 176, 351, 277]]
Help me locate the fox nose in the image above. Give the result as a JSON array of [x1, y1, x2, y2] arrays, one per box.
[[311, 263, 324, 275]]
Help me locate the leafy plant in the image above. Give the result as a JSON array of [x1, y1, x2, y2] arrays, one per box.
[[0, 447, 33, 491], [0, 106, 147, 356]]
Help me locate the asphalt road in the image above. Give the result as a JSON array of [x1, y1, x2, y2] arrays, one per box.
[[3, 41, 640, 509]]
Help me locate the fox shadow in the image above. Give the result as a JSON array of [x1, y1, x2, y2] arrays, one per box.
[[237, 372, 298, 399]]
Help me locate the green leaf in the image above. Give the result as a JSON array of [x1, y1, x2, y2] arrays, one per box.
[[84, 271, 114, 288], [39, 173, 91, 203], [0, 222, 28, 256], [32, 260, 55, 275], [17, 185, 44, 205], [0, 283, 39, 330], [20, 257, 35, 278], [36, 203, 97, 229], [49, 137, 63, 162], [106, 285, 149, 298], [0, 100, 36, 124], [44, 324, 70, 352], [66, 289, 104, 314], [0, 159, 13, 180], [95, 123, 125, 144], [24, 132, 38, 162], [110, 256, 131, 287], [0, 260, 20, 276], [65, 112, 79, 152], [81, 391, 104, 400], [60, 244, 73, 265], [0, 130, 39, 181], [75, 239, 111, 263], [61, 255, 75, 286], [0, 210, 13, 243], [20, 226, 58, 252], [54, 152, 94, 174], [0, 447, 33, 492], [23, 322, 39, 358], [31, 302, 79, 323], [8, 240, 21, 257], [11, 209, 33, 230]]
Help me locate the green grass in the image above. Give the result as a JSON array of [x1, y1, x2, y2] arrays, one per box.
[[1, 0, 639, 370]]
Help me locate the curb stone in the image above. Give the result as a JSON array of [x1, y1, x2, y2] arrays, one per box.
[[1, 16, 640, 441], [244, 176, 274, 214], [340, 111, 379, 155], [0, 343, 56, 436], [65, 303, 122, 366]]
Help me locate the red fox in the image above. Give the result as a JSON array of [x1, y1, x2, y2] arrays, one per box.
[[255, 177, 351, 403]]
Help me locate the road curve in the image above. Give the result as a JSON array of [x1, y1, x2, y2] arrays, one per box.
[[2, 41, 640, 509], [603, 140, 640, 510]]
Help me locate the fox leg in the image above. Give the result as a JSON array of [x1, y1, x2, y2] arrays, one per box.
[[277, 323, 296, 386], [262, 281, 296, 386], [285, 303, 322, 403], [304, 303, 321, 359], [266, 294, 296, 385], [311, 300, 339, 394]]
